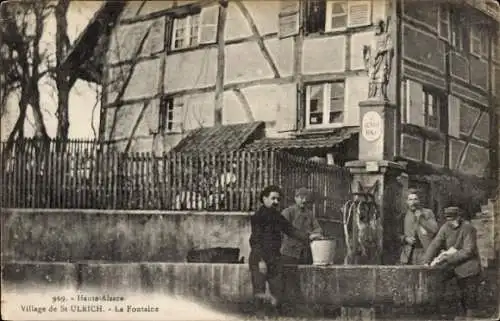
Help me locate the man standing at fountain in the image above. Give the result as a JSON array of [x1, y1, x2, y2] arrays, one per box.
[[423, 207, 482, 320], [400, 189, 438, 265], [249, 185, 318, 315], [281, 187, 323, 265]]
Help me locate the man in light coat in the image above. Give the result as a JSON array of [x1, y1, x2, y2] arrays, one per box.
[[399, 189, 439, 265]]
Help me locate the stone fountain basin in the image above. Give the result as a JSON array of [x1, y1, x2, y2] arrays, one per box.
[[2, 262, 444, 308]]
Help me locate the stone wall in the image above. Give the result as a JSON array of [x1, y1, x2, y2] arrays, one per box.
[[1, 209, 346, 264], [2, 262, 497, 318]]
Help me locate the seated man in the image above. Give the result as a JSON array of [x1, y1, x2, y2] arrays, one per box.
[[423, 206, 482, 320]]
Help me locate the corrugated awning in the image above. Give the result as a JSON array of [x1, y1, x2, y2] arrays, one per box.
[[245, 127, 358, 150], [172, 122, 265, 153]]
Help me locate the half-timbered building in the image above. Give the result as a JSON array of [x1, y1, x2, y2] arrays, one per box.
[[66, 0, 500, 215]]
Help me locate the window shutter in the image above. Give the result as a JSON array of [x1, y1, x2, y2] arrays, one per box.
[[298, 84, 306, 130], [448, 95, 460, 137], [279, 0, 300, 39], [407, 80, 425, 126], [199, 5, 219, 44], [172, 97, 184, 132], [348, 1, 371, 28], [470, 24, 481, 56]]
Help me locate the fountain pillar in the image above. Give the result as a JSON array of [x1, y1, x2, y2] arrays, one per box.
[[346, 99, 408, 265], [342, 100, 408, 320]]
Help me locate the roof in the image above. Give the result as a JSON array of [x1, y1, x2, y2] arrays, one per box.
[[245, 127, 359, 151], [62, 1, 126, 84], [172, 122, 265, 153]]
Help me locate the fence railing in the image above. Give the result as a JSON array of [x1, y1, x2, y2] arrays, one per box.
[[0, 139, 351, 219]]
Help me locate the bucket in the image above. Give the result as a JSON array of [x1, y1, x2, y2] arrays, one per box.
[[310, 239, 336, 265]]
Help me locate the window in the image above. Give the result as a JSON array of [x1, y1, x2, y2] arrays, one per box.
[[305, 82, 344, 127], [305, 0, 371, 33], [438, 4, 450, 40], [171, 5, 219, 50], [402, 79, 445, 131], [326, 1, 348, 30], [451, 10, 464, 50], [470, 23, 489, 57], [172, 14, 199, 49], [423, 88, 440, 130], [159, 96, 183, 133]]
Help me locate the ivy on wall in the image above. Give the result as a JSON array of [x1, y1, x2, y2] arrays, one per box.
[[412, 173, 496, 218]]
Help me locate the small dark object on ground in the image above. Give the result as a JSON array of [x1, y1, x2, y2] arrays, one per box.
[[186, 247, 242, 263]]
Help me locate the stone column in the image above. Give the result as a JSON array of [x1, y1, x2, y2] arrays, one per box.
[[345, 99, 407, 265], [341, 100, 408, 320]]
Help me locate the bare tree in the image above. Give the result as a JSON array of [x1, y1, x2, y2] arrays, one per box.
[[54, 0, 72, 143], [1, 2, 52, 153], [0, 0, 78, 161]]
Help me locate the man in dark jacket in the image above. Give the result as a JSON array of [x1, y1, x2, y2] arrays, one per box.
[[423, 206, 482, 319], [249, 185, 317, 312]]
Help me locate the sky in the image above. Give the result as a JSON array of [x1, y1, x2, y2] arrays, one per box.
[[1, 0, 104, 140]]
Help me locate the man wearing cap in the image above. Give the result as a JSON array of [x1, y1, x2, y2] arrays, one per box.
[[423, 206, 482, 319], [281, 187, 323, 265], [400, 189, 439, 265]]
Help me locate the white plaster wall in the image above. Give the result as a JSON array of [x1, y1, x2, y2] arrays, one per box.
[[242, 83, 296, 123], [222, 83, 296, 132], [119, 1, 144, 21], [241, 1, 280, 36], [123, 58, 162, 101], [181, 92, 216, 131], [372, 0, 388, 24], [345, 75, 369, 126], [108, 23, 144, 63], [165, 48, 217, 92], [105, 103, 143, 141], [108, 18, 164, 64], [103, 99, 159, 143], [224, 42, 275, 84], [265, 37, 295, 77], [302, 36, 346, 74], [225, 2, 253, 41], [350, 31, 373, 71], [222, 91, 254, 124], [139, 1, 173, 16]]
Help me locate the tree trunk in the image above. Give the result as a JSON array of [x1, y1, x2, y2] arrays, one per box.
[[55, 0, 71, 149], [30, 2, 50, 142]]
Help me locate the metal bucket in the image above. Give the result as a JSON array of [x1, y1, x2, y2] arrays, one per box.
[[310, 239, 336, 265]]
